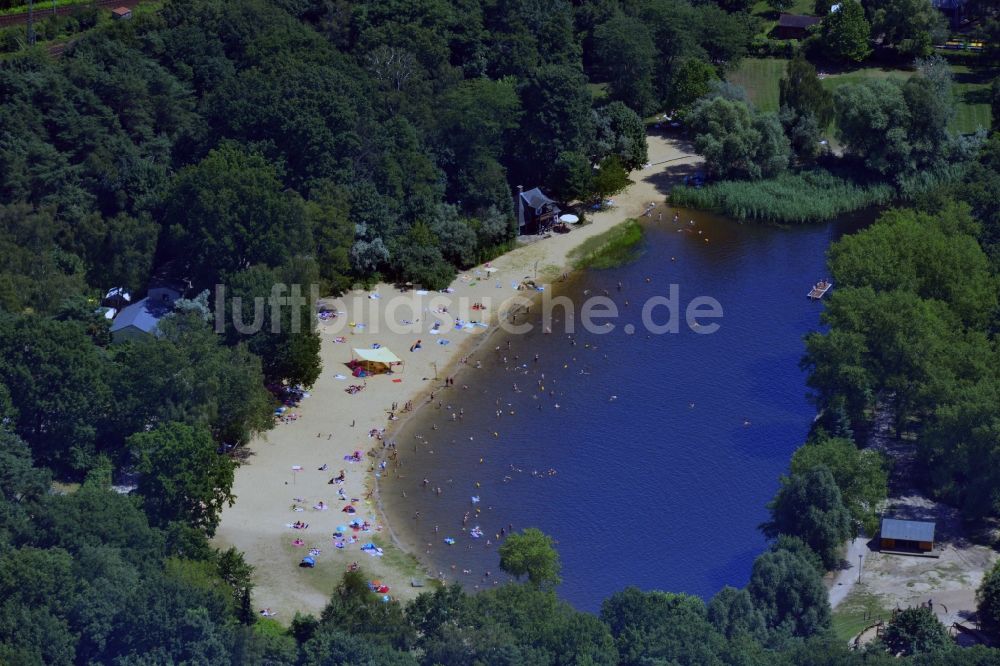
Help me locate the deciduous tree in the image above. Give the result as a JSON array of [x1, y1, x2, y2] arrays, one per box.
[[879, 606, 951, 655], [162, 144, 309, 288], [790, 437, 888, 534], [593, 14, 657, 116], [129, 422, 237, 535], [592, 102, 649, 170], [498, 528, 562, 589], [865, 0, 947, 57], [0, 315, 111, 474], [978, 559, 1000, 635], [747, 548, 831, 638], [762, 466, 853, 568], [687, 97, 790, 179], [821, 0, 872, 62]]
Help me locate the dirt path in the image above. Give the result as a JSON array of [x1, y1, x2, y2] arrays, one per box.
[[829, 537, 871, 608]]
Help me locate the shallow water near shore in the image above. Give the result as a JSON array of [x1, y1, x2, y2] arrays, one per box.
[[380, 207, 871, 611]]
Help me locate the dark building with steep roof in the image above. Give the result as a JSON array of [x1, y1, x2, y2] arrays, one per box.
[[772, 14, 822, 40]]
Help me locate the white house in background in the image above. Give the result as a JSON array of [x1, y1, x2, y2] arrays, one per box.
[[109, 280, 185, 344]]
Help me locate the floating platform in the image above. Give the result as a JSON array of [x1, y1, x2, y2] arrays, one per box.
[[808, 281, 833, 299]]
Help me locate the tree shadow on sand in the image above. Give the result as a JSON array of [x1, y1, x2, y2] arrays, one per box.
[[642, 160, 703, 198]]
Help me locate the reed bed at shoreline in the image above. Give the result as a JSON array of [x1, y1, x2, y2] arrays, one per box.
[[670, 171, 894, 223], [567, 218, 644, 269]]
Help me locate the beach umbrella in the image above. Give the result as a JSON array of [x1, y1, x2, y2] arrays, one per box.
[[300, 556, 316, 568], [335, 525, 347, 533], [559, 213, 580, 224]]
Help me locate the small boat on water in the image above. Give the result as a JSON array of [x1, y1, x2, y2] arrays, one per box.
[[807, 279, 833, 299]]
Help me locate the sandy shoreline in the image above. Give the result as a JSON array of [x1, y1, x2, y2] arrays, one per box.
[[211, 132, 702, 618]]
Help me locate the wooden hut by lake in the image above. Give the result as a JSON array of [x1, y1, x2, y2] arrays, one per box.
[[880, 518, 936, 553]]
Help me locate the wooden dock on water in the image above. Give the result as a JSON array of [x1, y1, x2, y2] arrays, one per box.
[[807, 280, 832, 299]]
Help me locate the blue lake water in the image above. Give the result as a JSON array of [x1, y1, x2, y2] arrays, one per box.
[[380, 208, 870, 612]]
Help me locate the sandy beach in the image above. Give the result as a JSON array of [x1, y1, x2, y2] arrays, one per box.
[[212, 131, 702, 618]]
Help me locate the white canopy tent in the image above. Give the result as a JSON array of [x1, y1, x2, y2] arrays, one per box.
[[351, 347, 404, 374]]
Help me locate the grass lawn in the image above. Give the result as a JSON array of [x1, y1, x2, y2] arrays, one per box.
[[831, 588, 891, 643], [588, 82, 609, 104], [728, 57, 994, 133], [950, 64, 995, 134], [0, 0, 92, 16], [727, 57, 787, 112]]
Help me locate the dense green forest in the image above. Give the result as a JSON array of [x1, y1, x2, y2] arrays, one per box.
[[2, 0, 1000, 663]]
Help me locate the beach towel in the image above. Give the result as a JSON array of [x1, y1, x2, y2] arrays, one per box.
[[392, 378, 402, 383], [437, 339, 450, 346]]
